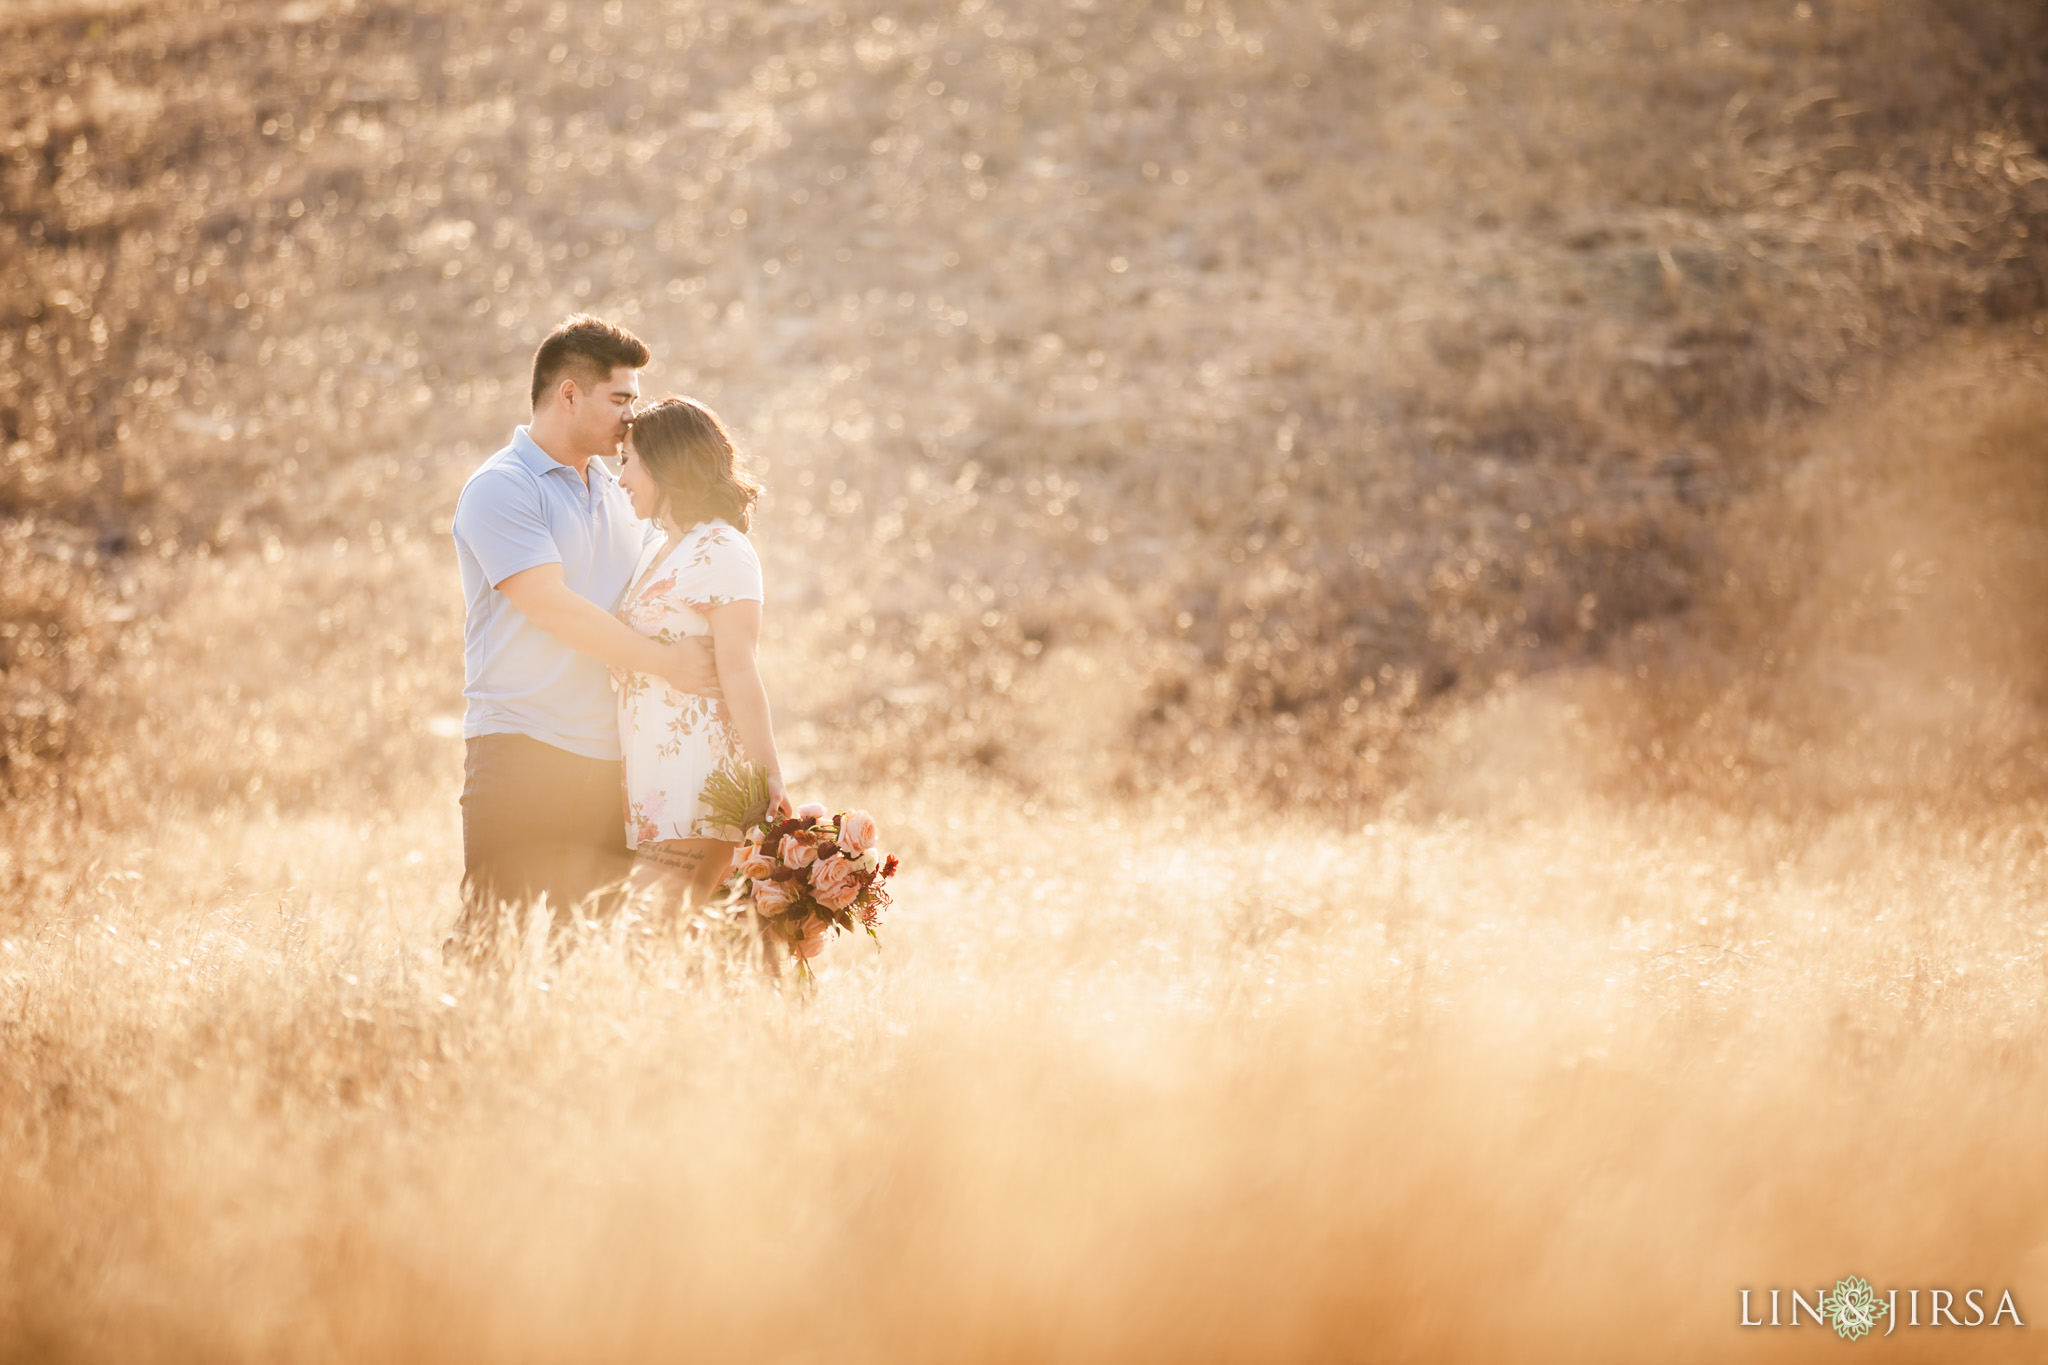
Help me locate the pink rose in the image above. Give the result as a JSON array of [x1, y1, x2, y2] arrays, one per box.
[[796, 802, 829, 822], [837, 810, 879, 857], [790, 914, 830, 962], [733, 844, 775, 880], [809, 854, 861, 912], [752, 877, 797, 913], [778, 834, 817, 869]]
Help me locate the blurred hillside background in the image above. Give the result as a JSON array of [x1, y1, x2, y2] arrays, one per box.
[[5, 0, 2046, 829], [12, 4, 2048, 1361]]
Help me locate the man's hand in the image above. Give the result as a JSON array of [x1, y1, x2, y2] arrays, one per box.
[[499, 563, 689, 684], [497, 564, 725, 697], [654, 635, 721, 698]]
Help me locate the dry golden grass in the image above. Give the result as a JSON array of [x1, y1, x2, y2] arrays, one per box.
[[6, 0, 2048, 1359], [7, 775, 2048, 1361]]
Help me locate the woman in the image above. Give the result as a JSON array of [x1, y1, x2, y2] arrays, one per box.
[[612, 396, 802, 947]]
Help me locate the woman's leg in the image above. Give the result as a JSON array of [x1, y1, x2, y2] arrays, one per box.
[[625, 838, 735, 925]]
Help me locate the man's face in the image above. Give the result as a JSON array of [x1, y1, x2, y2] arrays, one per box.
[[565, 366, 641, 456]]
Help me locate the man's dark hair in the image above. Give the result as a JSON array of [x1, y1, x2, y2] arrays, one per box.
[[529, 314, 651, 408]]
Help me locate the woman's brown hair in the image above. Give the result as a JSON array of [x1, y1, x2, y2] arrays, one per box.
[[627, 396, 761, 533]]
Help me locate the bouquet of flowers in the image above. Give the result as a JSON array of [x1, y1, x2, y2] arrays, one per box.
[[702, 760, 899, 975], [730, 804, 898, 974]]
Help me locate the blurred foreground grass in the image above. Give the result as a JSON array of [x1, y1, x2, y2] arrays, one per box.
[[6, 777, 2048, 1360]]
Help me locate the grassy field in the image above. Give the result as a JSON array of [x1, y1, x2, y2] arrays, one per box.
[[10, 768, 2048, 1360], [5, 0, 2048, 1358]]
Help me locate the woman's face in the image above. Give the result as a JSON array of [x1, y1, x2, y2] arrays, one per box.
[[619, 431, 660, 521]]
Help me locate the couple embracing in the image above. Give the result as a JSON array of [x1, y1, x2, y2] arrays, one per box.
[[448, 313, 820, 965]]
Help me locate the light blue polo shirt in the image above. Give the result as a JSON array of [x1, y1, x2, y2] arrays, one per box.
[[452, 426, 653, 761]]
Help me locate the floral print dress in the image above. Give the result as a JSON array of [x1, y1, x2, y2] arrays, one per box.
[[613, 518, 764, 849]]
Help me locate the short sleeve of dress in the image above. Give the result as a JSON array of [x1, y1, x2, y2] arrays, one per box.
[[704, 524, 764, 606]]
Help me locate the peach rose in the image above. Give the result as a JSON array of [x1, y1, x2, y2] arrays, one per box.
[[752, 877, 797, 912], [795, 802, 829, 822], [733, 844, 776, 880], [790, 914, 830, 962], [836, 810, 879, 857], [778, 834, 817, 869], [809, 854, 861, 911]]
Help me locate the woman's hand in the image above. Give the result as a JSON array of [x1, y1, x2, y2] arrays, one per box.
[[765, 771, 795, 823]]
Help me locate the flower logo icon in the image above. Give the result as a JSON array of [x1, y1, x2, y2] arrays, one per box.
[[1821, 1275, 1889, 1341]]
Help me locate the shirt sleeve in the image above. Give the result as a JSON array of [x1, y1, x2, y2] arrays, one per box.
[[711, 528, 764, 604], [452, 468, 562, 588]]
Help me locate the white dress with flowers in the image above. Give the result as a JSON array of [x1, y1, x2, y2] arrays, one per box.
[[614, 518, 763, 849]]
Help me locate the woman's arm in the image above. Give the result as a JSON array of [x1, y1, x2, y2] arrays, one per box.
[[706, 598, 793, 819]]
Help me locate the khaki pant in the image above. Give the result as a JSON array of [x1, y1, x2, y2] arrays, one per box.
[[451, 732, 634, 962]]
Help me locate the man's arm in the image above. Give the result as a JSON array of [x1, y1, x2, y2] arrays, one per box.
[[498, 564, 721, 695]]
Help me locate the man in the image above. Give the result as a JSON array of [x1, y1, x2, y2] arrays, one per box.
[[448, 314, 718, 961]]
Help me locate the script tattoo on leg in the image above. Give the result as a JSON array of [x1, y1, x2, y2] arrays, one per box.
[[636, 843, 715, 877], [627, 839, 736, 931]]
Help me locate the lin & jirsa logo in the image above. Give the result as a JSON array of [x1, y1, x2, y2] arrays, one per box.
[[1740, 1275, 2024, 1339]]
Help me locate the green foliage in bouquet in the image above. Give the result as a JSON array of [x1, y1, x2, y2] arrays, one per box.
[[699, 755, 772, 840]]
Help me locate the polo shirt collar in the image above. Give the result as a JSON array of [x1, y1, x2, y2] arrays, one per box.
[[510, 425, 585, 479]]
